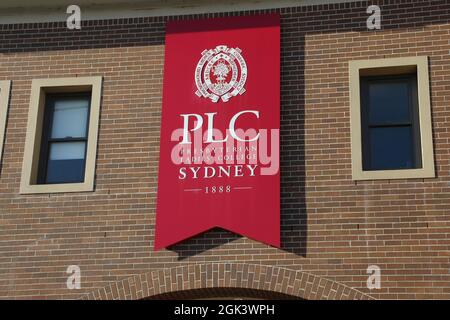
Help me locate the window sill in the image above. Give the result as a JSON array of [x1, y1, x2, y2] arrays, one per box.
[[19, 181, 94, 194], [352, 167, 435, 181]]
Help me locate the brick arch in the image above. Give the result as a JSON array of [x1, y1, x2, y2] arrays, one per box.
[[81, 263, 375, 300]]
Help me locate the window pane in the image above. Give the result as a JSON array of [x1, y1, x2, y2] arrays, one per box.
[[49, 142, 86, 160], [369, 127, 414, 170], [46, 142, 86, 183], [51, 98, 89, 139], [369, 81, 410, 125]]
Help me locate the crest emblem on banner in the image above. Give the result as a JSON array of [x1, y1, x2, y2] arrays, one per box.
[[195, 45, 247, 103]]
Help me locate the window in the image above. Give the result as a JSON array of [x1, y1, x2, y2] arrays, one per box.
[[349, 57, 435, 180], [20, 77, 102, 194], [361, 74, 421, 171], [38, 93, 91, 184], [0, 80, 12, 167]]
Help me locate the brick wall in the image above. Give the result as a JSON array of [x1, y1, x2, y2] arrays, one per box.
[[1, 0, 450, 299]]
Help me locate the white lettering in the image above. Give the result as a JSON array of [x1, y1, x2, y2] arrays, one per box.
[[180, 114, 203, 144], [229, 110, 260, 142]]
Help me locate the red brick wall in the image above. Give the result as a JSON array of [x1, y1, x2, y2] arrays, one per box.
[[1, 0, 450, 299]]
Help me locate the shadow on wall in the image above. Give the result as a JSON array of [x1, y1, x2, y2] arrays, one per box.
[[0, 1, 442, 55], [168, 228, 242, 260], [278, 30, 307, 258]]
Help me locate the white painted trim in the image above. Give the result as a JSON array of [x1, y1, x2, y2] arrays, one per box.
[[349, 56, 435, 181], [0, 81, 12, 167], [20, 76, 103, 194], [0, 0, 359, 24]]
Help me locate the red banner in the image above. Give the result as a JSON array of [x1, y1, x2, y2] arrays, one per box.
[[155, 15, 280, 250]]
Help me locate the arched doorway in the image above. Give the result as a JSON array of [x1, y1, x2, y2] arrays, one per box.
[[82, 263, 374, 300]]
